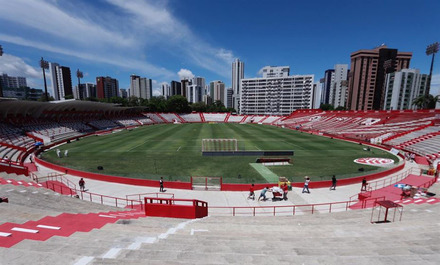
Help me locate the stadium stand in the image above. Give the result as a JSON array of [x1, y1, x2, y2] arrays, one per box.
[[144, 113, 166, 123], [203, 113, 227, 122], [226, 114, 245, 123], [87, 119, 120, 130], [158, 113, 181, 123], [179, 113, 202, 122]]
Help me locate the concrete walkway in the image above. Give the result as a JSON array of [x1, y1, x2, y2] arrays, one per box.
[[30, 157, 425, 211]]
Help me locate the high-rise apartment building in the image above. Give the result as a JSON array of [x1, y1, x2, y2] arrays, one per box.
[[240, 66, 314, 115], [96, 76, 119, 99], [181, 79, 190, 98], [261, 66, 290, 78], [119, 88, 128, 99], [171, 81, 182, 97], [330, 64, 349, 108], [130, 75, 152, 99], [312, 82, 322, 109], [232, 58, 244, 111], [0, 74, 27, 88], [322, 69, 334, 105], [188, 77, 205, 103], [49, 63, 73, 100], [209, 80, 225, 104], [226, 88, 233, 109], [383, 69, 428, 110], [162, 83, 171, 99], [347, 45, 412, 110]]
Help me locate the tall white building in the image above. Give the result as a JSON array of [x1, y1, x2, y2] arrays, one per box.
[[383, 69, 429, 110], [261, 66, 290, 78], [161, 83, 171, 99], [240, 66, 314, 115], [188, 77, 205, 103], [312, 82, 322, 109], [49, 62, 73, 100], [232, 58, 244, 111], [130, 75, 152, 99], [209, 80, 225, 105], [329, 64, 349, 108]]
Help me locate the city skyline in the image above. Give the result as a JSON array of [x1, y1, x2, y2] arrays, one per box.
[[0, 0, 439, 98]]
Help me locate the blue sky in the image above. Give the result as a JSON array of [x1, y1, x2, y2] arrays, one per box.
[[0, 0, 439, 97]]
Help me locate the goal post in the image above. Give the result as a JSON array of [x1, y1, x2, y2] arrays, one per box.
[[202, 139, 238, 152]]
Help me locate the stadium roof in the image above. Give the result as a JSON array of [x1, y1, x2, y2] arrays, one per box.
[[0, 99, 138, 119]]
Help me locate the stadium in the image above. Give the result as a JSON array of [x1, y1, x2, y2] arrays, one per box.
[[1, 100, 440, 264]]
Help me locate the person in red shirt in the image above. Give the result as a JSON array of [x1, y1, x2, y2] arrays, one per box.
[[281, 183, 289, 200], [247, 184, 255, 200]]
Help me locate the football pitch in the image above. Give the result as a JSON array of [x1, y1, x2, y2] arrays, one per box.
[[41, 123, 398, 184]]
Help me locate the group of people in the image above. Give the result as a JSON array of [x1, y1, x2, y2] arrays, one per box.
[[247, 182, 290, 201], [247, 175, 371, 201], [56, 149, 68, 158]]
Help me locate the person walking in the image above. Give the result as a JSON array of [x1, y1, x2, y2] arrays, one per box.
[[302, 176, 310, 193], [361, 177, 368, 191], [64, 150, 69, 157], [330, 175, 337, 190], [247, 184, 255, 200], [79, 178, 85, 191], [159, 177, 164, 192]]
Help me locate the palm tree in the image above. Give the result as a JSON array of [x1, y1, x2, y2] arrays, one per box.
[[412, 94, 440, 109]]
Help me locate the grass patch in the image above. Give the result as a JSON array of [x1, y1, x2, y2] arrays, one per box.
[[41, 123, 398, 183]]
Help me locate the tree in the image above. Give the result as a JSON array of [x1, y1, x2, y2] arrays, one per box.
[[334, 106, 346, 111], [167, 95, 191, 113], [412, 94, 440, 109], [191, 102, 207, 112], [320, 103, 334, 111], [148, 96, 167, 112], [38, 93, 54, 102]]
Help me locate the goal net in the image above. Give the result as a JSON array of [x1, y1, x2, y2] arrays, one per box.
[[191, 176, 222, 190], [202, 139, 238, 152]]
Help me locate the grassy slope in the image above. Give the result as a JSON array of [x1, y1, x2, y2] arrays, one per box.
[[41, 123, 397, 183]]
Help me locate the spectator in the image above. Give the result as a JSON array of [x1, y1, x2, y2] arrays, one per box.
[[247, 184, 255, 200], [330, 175, 337, 190], [361, 177, 368, 191], [258, 187, 269, 201], [79, 178, 85, 191], [302, 176, 310, 193], [159, 177, 164, 192], [281, 182, 289, 200]]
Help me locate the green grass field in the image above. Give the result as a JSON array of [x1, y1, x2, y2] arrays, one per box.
[[41, 123, 398, 183]]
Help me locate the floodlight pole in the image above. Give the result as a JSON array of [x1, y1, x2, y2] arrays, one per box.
[[40, 57, 49, 101], [76, 69, 83, 100], [426, 42, 439, 96]]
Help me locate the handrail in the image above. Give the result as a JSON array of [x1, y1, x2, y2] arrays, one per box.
[[126, 192, 174, 201], [210, 199, 360, 217], [37, 177, 142, 209], [77, 189, 143, 210]]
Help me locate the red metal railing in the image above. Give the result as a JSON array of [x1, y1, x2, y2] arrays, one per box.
[[77, 190, 142, 209], [31, 173, 142, 209], [208, 198, 385, 217], [126, 192, 174, 201]]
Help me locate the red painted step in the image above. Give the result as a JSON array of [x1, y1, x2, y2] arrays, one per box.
[[0, 210, 145, 248]]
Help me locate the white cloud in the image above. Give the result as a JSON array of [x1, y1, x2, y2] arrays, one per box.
[[0, 53, 42, 87], [178, 69, 195, 80], [0, 0, 236, 86], [0, 0, 133, 48]]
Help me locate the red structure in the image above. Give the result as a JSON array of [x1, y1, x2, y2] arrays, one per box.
[[144, 198, 208, 219]]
